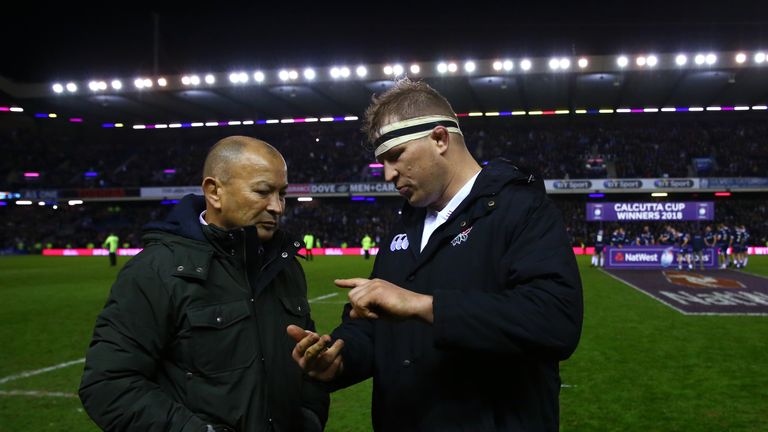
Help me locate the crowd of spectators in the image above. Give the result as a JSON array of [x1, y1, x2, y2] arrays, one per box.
[[3, 196, 765, 254], [3, 115, 767, 254], [3, 117, 768, 190]]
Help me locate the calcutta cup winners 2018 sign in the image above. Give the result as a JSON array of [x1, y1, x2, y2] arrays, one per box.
[[586, 202, 714, 222]]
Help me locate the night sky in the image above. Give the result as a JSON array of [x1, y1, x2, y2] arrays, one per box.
[[3, 2, 766, 83]]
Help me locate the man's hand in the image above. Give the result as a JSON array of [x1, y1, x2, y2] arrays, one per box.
[[286, 325, 344, 381], [334, 278, 434, 323]]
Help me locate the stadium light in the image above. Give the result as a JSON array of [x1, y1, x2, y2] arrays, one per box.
[[205, 74, 215, 84], [88, 81, 101, 91], [297, 197, 313, 202], [16, 200, 33, 205], [68, 200, 83, 205], [548, 58, 560, 70], [66, 82, 77, 92], [229, 72, 242, 83], [636, 56, 646, 67], [578, 58, 588, 68], [616, 56, 629, 68], [646, 55, 658, 67], [157, 77, 168, 87], [134, 78, 145, 89], [409, 64, 420, 74], [331, 66, 343, 78], [735, 53, 747, 64], [303, 68, 316, 80], [447, 62, 458, 73], [111, 80, 122, 90], [503, 60, 514, 71], [189, 75, 200, 85], [392, 64, 404, 76], [436, 62, 448, 74], [706, 53, 717, 65], [651, 192, 668, 197], [253, 71, 265, 82], [675, 54, 688, 66], [143, 78, 153, 88], [278, 70, 290, 81], [288, 70, 298, 80], [520, 59, 532, 71], [382, 65, 393, 76], [755, 52, 766, 64], [492, 61, 503, 71], [356, 65, 367, 77], [339, 67, 350, 78], [694, 54, 706, 65], [182, 76, 191, 85], [464, 61, 476, 73], [52, 83, 64, 93], [559, 58, 570, 69]]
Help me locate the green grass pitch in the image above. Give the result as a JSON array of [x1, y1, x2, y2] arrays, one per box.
[[1, 255, 767, 431]]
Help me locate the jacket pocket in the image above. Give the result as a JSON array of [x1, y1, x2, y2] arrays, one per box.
[[186, 300, 256, 374], [279, 296, 310, 329]]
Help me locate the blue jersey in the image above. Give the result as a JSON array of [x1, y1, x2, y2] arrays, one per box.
[[704, 231, 716, 246], [659, 230, 675, 245], [675, 232, 689, 247], [735, 229, 749, 246], [717, 227, 731, 244], [610, 232, 622, 246], [637, 232, 654, 245]]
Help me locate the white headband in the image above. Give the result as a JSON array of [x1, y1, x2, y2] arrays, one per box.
[[373, 115, 462, 157]]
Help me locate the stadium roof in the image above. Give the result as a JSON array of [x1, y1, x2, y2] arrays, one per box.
[[2, 4, 767, 125]]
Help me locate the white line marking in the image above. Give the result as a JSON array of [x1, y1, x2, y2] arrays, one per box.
[[308, 293, 338, 303], [0, 358, 84, 385], [0, 390, 78, 398]]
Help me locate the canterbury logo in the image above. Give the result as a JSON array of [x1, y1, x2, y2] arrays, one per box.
[[390, 234, 409, 251], [451, 227, 473, 247]]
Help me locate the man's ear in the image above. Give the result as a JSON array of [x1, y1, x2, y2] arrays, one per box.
[[202, 176, 223, 210], [430, 126, 450, 155]]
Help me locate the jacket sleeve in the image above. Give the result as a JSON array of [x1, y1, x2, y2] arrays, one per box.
[[79, 257, 207, 432], [432, 194, 584, 360], [324, 305, 375, 391], [324, 258, 381, 391], [298, 298, 330, 428]]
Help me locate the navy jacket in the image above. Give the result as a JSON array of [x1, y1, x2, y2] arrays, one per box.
[[331, 160, 583, 431]]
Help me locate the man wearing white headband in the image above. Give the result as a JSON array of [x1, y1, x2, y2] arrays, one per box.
[[288, 78, 583, 431]]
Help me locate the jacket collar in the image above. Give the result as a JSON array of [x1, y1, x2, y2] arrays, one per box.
[[401, 158, 537, 230], [398, 158, 539, 265]]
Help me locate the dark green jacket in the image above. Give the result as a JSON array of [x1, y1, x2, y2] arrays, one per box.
[[80, 194, 329, 431]]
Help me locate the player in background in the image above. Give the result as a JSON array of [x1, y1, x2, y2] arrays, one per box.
[[673, 228, 693, 271], [303, 232, 315, 261], [716, 223, 732, 269], [636, 225, 655, 246], [690, 227, 706, 271], [733, 224, 750, 268], [592, 229, 605, 267]]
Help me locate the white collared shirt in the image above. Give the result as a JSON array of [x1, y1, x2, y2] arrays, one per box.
[[420, 171, 480, 251]]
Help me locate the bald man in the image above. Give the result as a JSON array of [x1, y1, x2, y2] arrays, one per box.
[[80, 136, 329, 432]]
